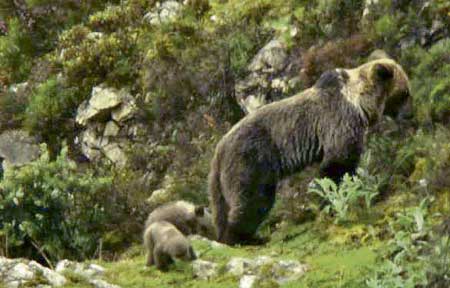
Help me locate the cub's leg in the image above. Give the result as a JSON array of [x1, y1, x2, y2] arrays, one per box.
[[143, 227, 154, 266]]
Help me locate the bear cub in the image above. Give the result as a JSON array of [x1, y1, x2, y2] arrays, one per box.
[[143, 221, 196, 271], [145, 200, 216, 240]]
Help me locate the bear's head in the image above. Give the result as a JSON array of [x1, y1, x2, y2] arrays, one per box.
[[172, 243, 197, 261], [194, 206, 217, 240], [341, 58, 412, 125]]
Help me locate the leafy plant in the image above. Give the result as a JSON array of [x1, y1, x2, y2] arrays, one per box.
[[366, 199, 437, 287], [410, 40, 450, 124], [0, 145, 112, 263], [427, 235, 450, 287], [308, 173, 379, 224], [0, 18, 34, 84]]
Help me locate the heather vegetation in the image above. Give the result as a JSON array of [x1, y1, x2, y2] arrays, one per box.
[[0, 0, 449, 287]]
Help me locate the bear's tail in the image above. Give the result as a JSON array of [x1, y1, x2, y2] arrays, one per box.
[[208, 151, 228, 242]]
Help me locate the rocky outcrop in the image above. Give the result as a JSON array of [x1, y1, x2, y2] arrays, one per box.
[[0, 130, 40, 172], [0, 257, 66, 288], [224, 256, 308, 284], [192, 259, 219, 280], [192, 255, 307, 285], [76, 86, 132, 126], [190, 235, 308, 285], [76, 84, 142, 168], [235, 38, 301, 114], [0, 257, 121, 288], [143, 1, 183, 26]]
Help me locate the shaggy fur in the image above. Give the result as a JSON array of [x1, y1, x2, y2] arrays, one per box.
[[145, 200, 216, 240], [208, 59, 411, 245], [143, 221, 196, 271]]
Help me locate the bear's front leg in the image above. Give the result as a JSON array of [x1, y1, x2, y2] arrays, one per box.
[[319, 142, 362, 183]]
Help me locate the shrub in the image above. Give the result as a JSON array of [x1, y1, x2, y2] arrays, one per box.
[[88, 5, 133, 33], [308, 173, 379, 224], [427, 235, 450, 288], [0, 88, 27, 132], [300, 34, 373, 87], [24, 78, 79, 158], [366, 199, 435, 287], [0, 145, 112, 263], [410, 40, 450, 124], [60, 31, 138, 95], [396, 126, 450, 193], [0, 18, 34, 84]]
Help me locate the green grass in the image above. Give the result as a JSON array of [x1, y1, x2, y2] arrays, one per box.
[[61, 221, 383, 288]]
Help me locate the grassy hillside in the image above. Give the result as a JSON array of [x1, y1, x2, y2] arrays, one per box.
[[0, 0, 449, 287]]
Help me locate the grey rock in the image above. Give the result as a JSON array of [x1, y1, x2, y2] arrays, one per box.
[[76, 85, 131, 126], [248, 40, 287, 73], [188, 235, 226, 249], [146, 175, 176, 206], [90, 279, 121, 288], [8, 82, 28, 94], [146, 187, 172, 207], [111, 96, 137, 123], [143, 1, 183, 25], [103, 143, 128, 168], [0, 130, 40, 171], [55, 259, 104, 278], [0, 257, 67, 287], [79, 126, 105, 161], [86, 32, 104, 41], [254, 256, 274, 267], [104, 121, 120, 137], [239, 275, 260, 288], [273, 260, 308, 284], [192, 259, 219, 280], [235, 38, 293, 114], [28, 261, 67, 287], [226, 257, 255, 276], [362, 0, 380, 22]]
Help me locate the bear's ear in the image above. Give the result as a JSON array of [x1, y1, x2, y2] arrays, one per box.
[[194, 206, 205, 217], [374, 63, 394, 81]]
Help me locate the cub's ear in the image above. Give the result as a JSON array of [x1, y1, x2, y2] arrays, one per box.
[[194, 206, 205, 217], [374, 63, 394, 81]]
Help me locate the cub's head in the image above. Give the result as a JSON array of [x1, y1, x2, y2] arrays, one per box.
[[172, 242, 197, 261], [194, 206, 217, 240], [341, 58, 412, 125]]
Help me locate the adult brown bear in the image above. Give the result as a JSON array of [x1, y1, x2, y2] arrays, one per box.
[[208, 58, 411, 245]]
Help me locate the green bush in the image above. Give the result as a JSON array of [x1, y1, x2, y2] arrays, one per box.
[[396, 126, 450, 192], [88, 5, 133, 33], [410, 40, 450, 124], [0, 145, 112, 263], [366, 199, 439, 287], [308, 173, 379, 224], [24, 78, 79, 157], [0, 18, 34, 84], [427, 235, 450, 288], [60, 31, 138, 94]]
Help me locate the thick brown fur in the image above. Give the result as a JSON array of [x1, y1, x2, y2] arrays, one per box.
[[145, 200, 216, 240], [143, 221, 196, 271], [209, 59, 411, 245]]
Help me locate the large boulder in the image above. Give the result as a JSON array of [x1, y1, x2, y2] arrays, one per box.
[[239, 275, 260, 288], [143, 1, 183, 25], [0, 257, 66, 288], [235, 39, 300, 114], [192, 259, 219, 280], [76, 85, 135, 126], [76, 85, 138, 168], [0, 130, 40, 172]]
